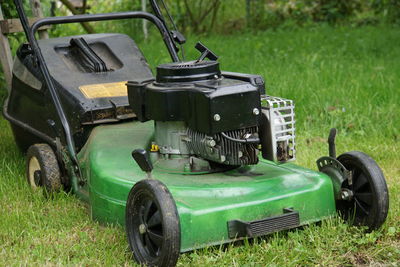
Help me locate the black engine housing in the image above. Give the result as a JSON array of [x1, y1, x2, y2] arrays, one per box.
[[127, 60, 265, 135]]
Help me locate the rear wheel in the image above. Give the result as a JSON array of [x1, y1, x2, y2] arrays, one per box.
[[337, 151, 389, 230], [126, 179, 180, 267], [26, 144, 62, 194]]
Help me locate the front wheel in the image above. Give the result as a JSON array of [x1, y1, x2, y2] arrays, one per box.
[[125, 179, 180, 267], [337, 151, 389, 230]]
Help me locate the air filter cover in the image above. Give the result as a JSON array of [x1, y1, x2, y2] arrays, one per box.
[[156, 60, 220, 83]]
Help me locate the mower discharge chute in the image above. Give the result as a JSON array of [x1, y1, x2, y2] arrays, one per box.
[[3, 1, 389, 266]]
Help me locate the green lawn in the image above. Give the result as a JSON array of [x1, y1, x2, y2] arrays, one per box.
[[1, 25, 399, 266]]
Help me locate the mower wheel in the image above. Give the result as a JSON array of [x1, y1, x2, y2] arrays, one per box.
[[337, 151, 389, 230], [126, 179, 180, 267], [26, 144, 62, 193]]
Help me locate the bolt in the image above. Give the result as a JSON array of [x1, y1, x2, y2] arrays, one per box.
[[139, 224, 147, 234], [207, 139, 216, 147], [220, 155, 226, 162], [243, 133, 252, 139], [341, 189, 353, 201], [213, 114, 221, 121], [253, 108, 260, 115]]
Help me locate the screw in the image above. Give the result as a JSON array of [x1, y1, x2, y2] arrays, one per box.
[[253, 108, 260, 115], [213, 114, 221, 121]]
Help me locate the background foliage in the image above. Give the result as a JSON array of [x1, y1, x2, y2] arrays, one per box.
[[1, 0, 400, 35]]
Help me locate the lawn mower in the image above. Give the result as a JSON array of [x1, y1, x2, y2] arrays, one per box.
[[3, 0, 389, 266]]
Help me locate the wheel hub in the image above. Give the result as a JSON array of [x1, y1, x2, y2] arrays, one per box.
[[33, 170, 42, 187], [28, 156, 41, 188], [340, 188, 353, 201], [139, 223, 147, 234], [138, 199, 164, 257]]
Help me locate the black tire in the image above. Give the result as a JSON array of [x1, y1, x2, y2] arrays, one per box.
[[337, 151, 389, 230], [26, 144, 62, 193], [126, 179, 180, 267]]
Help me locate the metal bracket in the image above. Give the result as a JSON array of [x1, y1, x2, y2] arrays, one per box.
[[317, 156, 351, 200]]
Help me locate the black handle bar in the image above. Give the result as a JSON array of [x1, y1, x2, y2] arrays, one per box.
[[30, 12, 179, 62]]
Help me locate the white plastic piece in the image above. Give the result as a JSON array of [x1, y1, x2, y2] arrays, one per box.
[[261, 96, 296, 162]]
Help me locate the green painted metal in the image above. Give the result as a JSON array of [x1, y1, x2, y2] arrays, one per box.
[[77, 121, 336, 252]]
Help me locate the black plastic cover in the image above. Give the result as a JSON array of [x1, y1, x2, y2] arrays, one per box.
[[132, 149, 153, 172], [7, 33, 153, 150], [222, 71, 266, 95], [127, 76, 262, 134]]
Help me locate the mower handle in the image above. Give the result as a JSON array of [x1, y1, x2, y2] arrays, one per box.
[[30, 11, 180, 62]]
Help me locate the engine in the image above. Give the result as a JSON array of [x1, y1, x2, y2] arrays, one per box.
[[186, 126, 259, 166], [127, 43, 295, 170]]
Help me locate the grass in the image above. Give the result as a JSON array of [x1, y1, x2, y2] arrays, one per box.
[[1, 24, 399, 266]]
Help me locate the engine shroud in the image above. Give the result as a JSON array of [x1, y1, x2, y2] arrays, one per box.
[[127, 61, 263, 135]]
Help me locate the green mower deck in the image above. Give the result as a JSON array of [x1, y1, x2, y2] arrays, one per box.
[[76, 121, 336, 252]]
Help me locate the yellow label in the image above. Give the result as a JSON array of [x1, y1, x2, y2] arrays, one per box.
[[79, 81, 128, 98]]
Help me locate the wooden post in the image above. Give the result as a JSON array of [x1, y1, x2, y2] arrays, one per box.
[[59, 0, 95, 33], [30, 0, 49, 39], [142, 0, 148, 40], [0, 0, 49, 91], [246, 0, 251, 27], [0, 6, 13, 91]]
